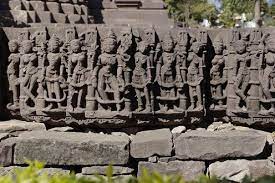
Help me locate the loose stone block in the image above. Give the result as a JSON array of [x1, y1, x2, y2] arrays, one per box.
[[138, 161, 205, 181], [0, 120, 46, 134], [82, 166, 134, 175], [175, 131, 266, 160], [208, 160, 275, 182], [130, 129, 173, 159], [14, 131, 130, 166]]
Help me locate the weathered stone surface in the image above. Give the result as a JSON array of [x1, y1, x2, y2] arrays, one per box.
[[0, 138, 17, 166], [0, 166, 70, 176], [138, 161, 205, 181], [48, 126, 74, 132], [208, 160, 275, 182], [0, 120, 46, 133], [175, 131, 266, 160], [130, 129, 172, 159], [14, 131, 130, 166], [82, 166, 134, 175]]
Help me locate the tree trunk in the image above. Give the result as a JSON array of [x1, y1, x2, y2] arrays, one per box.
[[255, 0, 262, 27]]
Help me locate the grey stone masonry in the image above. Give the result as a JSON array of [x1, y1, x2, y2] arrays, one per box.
[[138, 161, 205, 181], [14, 131, 130, 166], [130, 129, 173, 159], [175, 130, 267, 160], [82, 166, 134, 175], [208, 160, 275, 182]]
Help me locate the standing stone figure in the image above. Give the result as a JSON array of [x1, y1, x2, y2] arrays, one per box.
[[156, 33, 183, 112], [7, 40, 20, 110], [19, 40, 39, 112], [175, 30, 189, 110], [117, 27, 134, 112], [132, 41, 152, 112], [232, 38, 250, 112], [44, 35, 67, 112], [67, 39, 87, 113], [92, 29, 124, 112], [210, 37, 227, 110], [187, 39, 204, 111], [259, 34, 275, 115]]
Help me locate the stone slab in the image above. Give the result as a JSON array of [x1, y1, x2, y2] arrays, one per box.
[[0, 120, 46, 133], [208, 160, 275, 182], [14, 131, 130, 166], [82, 166, 134, 175], [175, 131, 266, 160], [0, 138, 17, 166], [0, 166, 70, 176], [138, 161, 205, 181], [130, 128, 172, 159]]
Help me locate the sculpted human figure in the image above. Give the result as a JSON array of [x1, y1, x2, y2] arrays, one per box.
[[259, 34, 275, 115], [67, 39, 87, 112], [7, 40, 20, 109], [117, 27, 133, 86], [92, 30, 124, 112], [132, 41, 152, 112], [175, 30, 189, 110], [210, 38, 227, 110], [19, 40, 39, 108], [156, 33, 182, 112], [232, 38, 250, 112], [187, 40, 204, 111], [44, 35, 67, 111]]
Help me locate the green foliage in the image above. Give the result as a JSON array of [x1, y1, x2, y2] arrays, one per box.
[[2, 161, 275, 183], [164, 0, 218, 26]]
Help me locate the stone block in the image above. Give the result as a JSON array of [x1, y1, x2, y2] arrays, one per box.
[[52, 13, 68, 23], [46, 2, 61, 13], [81, 4, 88, 15], [130, 128, 172, 159], [61, 3, 75, 14], [9, 0, 23, 10], [0, 138, 17, 166], [208, 160, 275, 182], [36, 11, 53, 23], [74, 4, 82, 14], [0, 120, 46, 134], [82, 166, 134, 175], [9, 10, 28, 23], [14, 131, 130, 166], [68, 14, 83, 24], [30, 1, 46, 12], [22, 0, 32, 11], [175, 131, 266, 160], [0, 166, 70, 176], [138, 161, 205, 181]]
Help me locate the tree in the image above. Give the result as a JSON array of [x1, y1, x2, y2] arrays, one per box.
[[164, 0, 218, 27]]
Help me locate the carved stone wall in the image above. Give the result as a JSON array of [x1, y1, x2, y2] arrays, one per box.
[[0, 0, 92, 25], [2, 26, 275, 129]]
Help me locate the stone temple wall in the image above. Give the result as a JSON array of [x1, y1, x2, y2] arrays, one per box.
[[2, 25, 275, 181]]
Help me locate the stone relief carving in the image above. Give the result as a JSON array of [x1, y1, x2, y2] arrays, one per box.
[[7, 27, 275, 127], [210, 37, 227, 111]]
